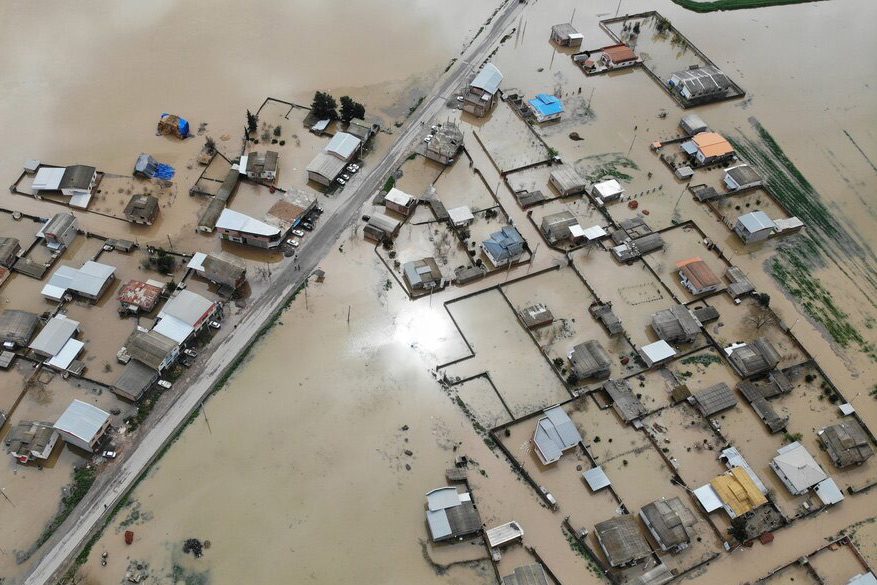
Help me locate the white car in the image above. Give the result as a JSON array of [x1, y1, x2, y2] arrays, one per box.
[[456, 96, 464, 102], [183, 348, 197, 358], [286, 238, 300, 248], [208, 321, 221, 330], [336, 177, 346, 185], [423, 135, 432, 143], [291, 229, 305, 237], [341, 173, 350, 181], [346, 164, 359, 173], [157, 380, 172, 389]]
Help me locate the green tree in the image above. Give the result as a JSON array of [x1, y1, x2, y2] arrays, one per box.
[[311, 91, 338, 120], [339, 96, 366, 123], [246, 110, 258, 135]]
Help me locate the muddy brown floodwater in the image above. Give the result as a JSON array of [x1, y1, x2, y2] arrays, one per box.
[[2, 0, 877, 584]]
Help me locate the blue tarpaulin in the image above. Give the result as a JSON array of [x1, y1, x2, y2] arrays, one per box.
[[155, 164, 175, 180]]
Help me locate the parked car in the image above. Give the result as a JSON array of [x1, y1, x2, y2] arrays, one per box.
[[286, 238, 300, 248], [291, 229, 305, 237], [301, 222, 315, 231], [340, 173, 350, 181], [315, 206, 324, 214], [157, 379, 172, 389], [423, 135, 432, 143], [208, 321, 221, 330], [102, 450, 117, 459], [335, 177, 346, 185], [456, 96, 464, 102], [346, 165, 358, 173], [182, 348, 197, 358]]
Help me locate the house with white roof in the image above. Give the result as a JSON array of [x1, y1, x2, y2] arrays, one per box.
[[54, 399, 111, 452], [307, 132, 362, 186], [425, 486, 482, 542], [28, 315, 85, 372], [532, 406, 582, 465], [770, 441, 828, 496], [41, 261, 116, 302], [734, 211, 777, 244], [591, 179, 624, 203], [31, 165, 98, 208], [638, 340, 677, 368], [153, 290, 218, 345], [383, 188, 416, 216], [215, 208, 282, 249]]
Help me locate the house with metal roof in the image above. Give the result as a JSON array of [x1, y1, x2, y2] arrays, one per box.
[[40, 212, 78, 250], [723, 164, 762, 191], [215, 208, 282, 249], [241, 150, 279, 181], [0, 237, 21, 268], [118, 280, 165, 313], [307, 132, 361, 186], [678, 258, 721, 295], [501, 564, 549, 585], [680, 114, 708, 136], [402, 258, 442, 291], [651, 305, 702, 344], [153, 290, 217, 344], [771, 441, 829, 495], [540, 210, 579, 243], [603, 379, 648, 422], [594, 515, 652, 568], [550, 23, 583, 47], [463, 63, 503, 117], [363, 214, 401, 242], [591, 179, 624, 203], [425, 486, 482, 542], [725, 266, 755, 300], [345, 118, 380, 143], [486, 521, 525, 548], [519, 304, 554, 329], [0, 309, 40, 348], [42, 261, 116, 302], [187, 253, 247, 291], [528, 94, 564, 123], [590, 302, 624, 336], [737, 382, 788, 433], [691, 383, 738, 417], [640, 497, 696, 553], [29, 315, 83, 371], [734, 211, 777, 244], [638, 340, 677, 368], [569, 340, 612, 380], [697, 467, 768, 519], [482, 226, 525, 267], [54, 399, 111, 452], [583, 466, 612, 492], [532, 406, 582, 465], [818, 420, 874, 468], [126, 329, 179, 371], [5, 421, 60, 464], [384, 188, 416, 216], [31, 164, 98, 207], [447, 206, 475, 228], [549, 165, 587, 196], [725, 338, 780, 378], [112, 360, 159, 402], [123, 194, 160, 225], [668, 65, 731, 103], [425, 122, 463, 165]]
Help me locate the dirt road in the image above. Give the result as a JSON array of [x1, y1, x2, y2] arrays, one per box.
[[20, 2, 523, 584]]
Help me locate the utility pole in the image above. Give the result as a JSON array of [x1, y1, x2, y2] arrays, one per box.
[[588, 87, 596, 112], [528, 243, 540, 273], [0, 488, 13, 507], [615, 0, 623, 18], [200, 401, 212, 434], [627, 131, 637, 155], [166, 234, 173, 251], [347, 305, 351, 325]]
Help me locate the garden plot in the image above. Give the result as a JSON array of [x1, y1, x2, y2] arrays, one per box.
[[644, 403, 726, 489], [474, 101, 549, 173]]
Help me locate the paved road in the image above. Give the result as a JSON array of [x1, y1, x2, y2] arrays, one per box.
[[21, 3, 524, 584]]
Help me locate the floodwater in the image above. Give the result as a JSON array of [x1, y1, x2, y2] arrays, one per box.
[[2, 0, 877, 584]]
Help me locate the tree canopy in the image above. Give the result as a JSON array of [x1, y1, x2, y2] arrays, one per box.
[[339, 96, 366, 123], [311, 91, 338, 120]]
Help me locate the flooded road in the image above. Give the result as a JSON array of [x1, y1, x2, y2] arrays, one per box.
[[2, 0, 877, 583]]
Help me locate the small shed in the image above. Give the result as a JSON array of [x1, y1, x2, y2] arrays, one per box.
[[590, 302, 623, 335], [591, 179, 624, 202], [691, 383, 737, 417], [582, 466, 611, 492], [569, 340, 612, 380], [157, 113, 189, 139], [639, 497, 696, 553], [0, 309, 40, 348], [486, 521, 524, 548], [603, 379, 648, 422], [638, 340, 676, 368], [448, 206, 475, 227], [519, 304, 554, 329]]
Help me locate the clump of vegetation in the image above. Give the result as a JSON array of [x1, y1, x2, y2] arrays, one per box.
[[407, 96, 426, 117], [680, 354, 721, 367], [245, 110, 258, 135], [339, 96, 366, 123], [35, 466, 97, 550], [783, 432, 803, 444], [670, 0, 819, 13], [311, 91, 338, 120], [382, 176, 396, 192], [142, 250, 176, 275], [273, 125, 282, 137]]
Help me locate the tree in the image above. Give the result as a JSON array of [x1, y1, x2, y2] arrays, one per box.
[[246, 110, 258, 135], [311, 91, 338, 120], [745, 306, 778, 331], [339, 96, 366, 123]]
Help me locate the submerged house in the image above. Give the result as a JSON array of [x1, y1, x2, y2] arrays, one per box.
[[818, 420, 874, 468], [528, 94, 564, 123], [640, 497, 696, 553], [569, 340, 611, 380], [550, 23, 583, 47], [691, 383, 738, 417], [425, 122, 464, 165], [384, 188, 416, 216], [725, 338, 780, 378], [540, 210, 579, 243], [31, 164, 98, 207], [241, 151, 279, 182], [41, 261, 117, 302], [40, 213, 79, 250], [5, 421, 59, 464], [0, 309, 40, 349], [363, 214, 401, 243], [187, 253, 247, 292], [591, 179, 624, 203], [123, 194, 160, 225], [734, 211, 776, 244], [117, 279, 165, 314], [425, 486, 482, 542], [668, 65, 732, 103], [307, 132, 361, 186], [0, 237, 21, 268], [678, 258, 722, 296], [696, 467, 768, 519], [215, 208, 282, 249], [686, 132, 735, 167], [770, 441, 828, 496], [549, 165, 587, 197], [603, 379, 648, 423], [53, 399, 111, 453], [481, 226, 525, 267], [724, 164, 762, 191], [651, 305, 702, 344], [402, 258, 442, 291], [594, 515, 651, 568], [519, 304, 554, 330], [590, 302, 623, 336], [532, 406, 582, 465], [152, 289, 218, 345], [463, 63, 503, 118]]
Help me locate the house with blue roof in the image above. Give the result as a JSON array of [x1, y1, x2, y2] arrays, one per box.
[[528, 94, 564, 123], [481, 225, 525, 267]]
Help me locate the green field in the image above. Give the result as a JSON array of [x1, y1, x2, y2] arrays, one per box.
[[670, 0, 823, 12]]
